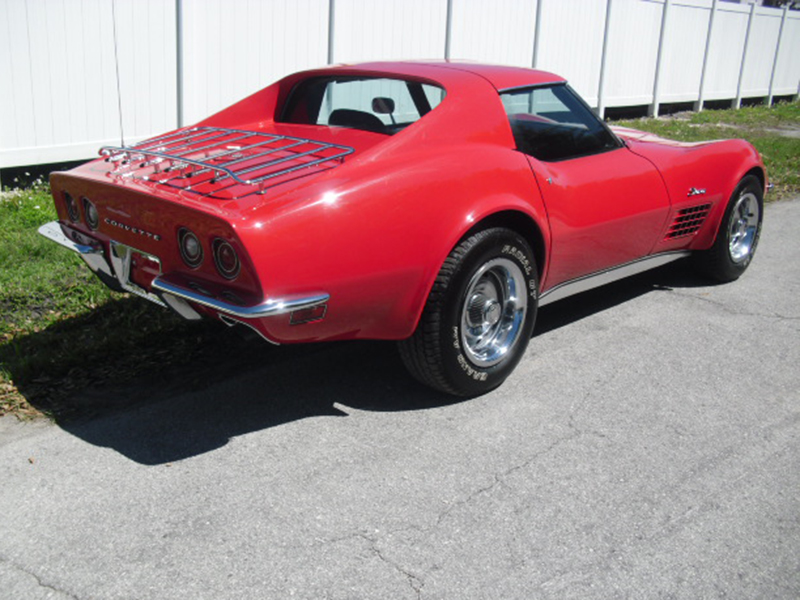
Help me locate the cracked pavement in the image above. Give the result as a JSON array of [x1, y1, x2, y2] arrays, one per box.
[[1, 198, 799, 599]]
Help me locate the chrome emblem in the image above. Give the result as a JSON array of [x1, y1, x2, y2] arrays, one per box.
[[104, 218, 162, 241], [687, 187, 707, 197]]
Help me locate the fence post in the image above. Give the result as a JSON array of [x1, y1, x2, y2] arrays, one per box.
[[444, 0, 454, 59], [532, 0, 543, 68], [767, 5, 789, 107], [596, 0, 614, 118], [175, 0, 184, 128], [327, 0, 336, 64], [694, 0, 718, 112], [733, 2, 755, 109], [649, 0, 672, 118]]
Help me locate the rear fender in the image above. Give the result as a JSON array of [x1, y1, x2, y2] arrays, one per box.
[[239, 147, 549, 342]]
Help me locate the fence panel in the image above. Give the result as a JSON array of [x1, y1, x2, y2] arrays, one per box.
[[658, 0, 711, 104], [0, 0, 175, 168], [772, 13, 800, 96], [601, 0, 663, 108], [180, 0, 329, 125], [739, 8, 783, 98], [704, 3, 750, 101], [332, 0, 448, 64], [1, 0, 798, 170], [448, 0, 538, 68], [535, 0, 607, 103]]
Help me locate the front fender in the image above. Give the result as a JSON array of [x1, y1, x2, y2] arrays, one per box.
[[627, 137, 764, 252]]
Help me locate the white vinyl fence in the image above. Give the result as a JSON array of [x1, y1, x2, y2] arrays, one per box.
[[1, 0, 798, 171]]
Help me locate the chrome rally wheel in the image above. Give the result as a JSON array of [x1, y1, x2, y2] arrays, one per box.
[[460, 258, 528, 368], [727, 190, 760, 264]]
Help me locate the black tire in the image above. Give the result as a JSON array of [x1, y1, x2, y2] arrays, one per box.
[[398, 228, 538, 396], [694, 174, 763, 283]]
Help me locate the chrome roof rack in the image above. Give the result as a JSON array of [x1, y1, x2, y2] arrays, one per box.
[[100, 126, 354, 198]]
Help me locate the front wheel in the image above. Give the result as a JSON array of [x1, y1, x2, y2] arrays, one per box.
[[399, 228, 538, 396], [694, 174, 763, 282]]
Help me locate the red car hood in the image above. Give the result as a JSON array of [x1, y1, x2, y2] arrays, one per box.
[[610, 126, 723, 149]]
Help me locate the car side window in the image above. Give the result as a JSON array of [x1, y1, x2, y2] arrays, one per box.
[[501, 84, 620, 162]]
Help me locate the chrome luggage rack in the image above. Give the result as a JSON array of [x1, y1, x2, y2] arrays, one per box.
[[100, 127, 354, 198]]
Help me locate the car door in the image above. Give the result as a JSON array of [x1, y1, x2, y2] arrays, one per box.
[[501, 85, 671, 289]]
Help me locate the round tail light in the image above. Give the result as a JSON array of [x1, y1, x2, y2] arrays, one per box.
[[82, 197, 99, 230], [213, 239, 240, 280], [178, 228, 203, 268], [64, 192, 79, 222]]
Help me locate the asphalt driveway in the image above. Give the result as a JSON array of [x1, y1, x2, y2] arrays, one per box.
[[1, 199, 798, 599]]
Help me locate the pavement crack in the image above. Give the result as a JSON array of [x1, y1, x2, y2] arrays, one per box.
[[316, 533, 424, 599], [0, 553, 81, 600], [433, 427, 584, 531], [355, 534, 424, 600]]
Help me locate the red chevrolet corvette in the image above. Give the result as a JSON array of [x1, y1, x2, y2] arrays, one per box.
[[40, 61, 765, 396]]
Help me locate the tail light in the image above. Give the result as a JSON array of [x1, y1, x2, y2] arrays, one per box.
[[213, 239, 240, 280], [178, 228, 203, 268], [82, 197, 99, 230], [64, 192, 79, 222]]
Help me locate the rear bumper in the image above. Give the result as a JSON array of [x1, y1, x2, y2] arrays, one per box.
[[150, 277, 329, 319], [38, 221, 329, 324]]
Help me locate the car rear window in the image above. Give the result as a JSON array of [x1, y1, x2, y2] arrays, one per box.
[[280, 76, 445, 135]]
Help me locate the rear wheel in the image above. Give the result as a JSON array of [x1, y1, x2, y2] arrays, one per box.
[[694, 174, 763, 282], [399, 228, 538, 396]]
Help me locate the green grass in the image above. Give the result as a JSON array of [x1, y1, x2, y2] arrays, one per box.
[[688, 100, 800, 127], [0, 184, 221, 418], [613, 101, 800, 199], [0, 183, 114, 336]]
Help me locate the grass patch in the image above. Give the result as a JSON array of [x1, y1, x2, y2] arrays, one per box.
[[0, 184, 227, 419], [0, 184, 114, 334], [613, 100, 800, 199]]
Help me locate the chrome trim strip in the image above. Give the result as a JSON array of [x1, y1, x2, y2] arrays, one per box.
[[151, 277, 329, 320], [498, 81, 566, 93], [538, 251, 691, 307], [38, 221, 100, 255]]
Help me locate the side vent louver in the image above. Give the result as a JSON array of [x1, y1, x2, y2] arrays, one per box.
[[665, 203, 712, 240]]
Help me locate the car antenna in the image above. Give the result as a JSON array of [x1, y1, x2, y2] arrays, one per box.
[[111, 0, 125, 148]]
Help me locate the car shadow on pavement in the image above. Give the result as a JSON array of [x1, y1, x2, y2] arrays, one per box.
[[56, 339, 460, 464], [42, 259, 710, 465]]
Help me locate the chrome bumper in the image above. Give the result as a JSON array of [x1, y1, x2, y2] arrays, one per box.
[[150, 277, 329, 319], [39, 221, 328, 321]]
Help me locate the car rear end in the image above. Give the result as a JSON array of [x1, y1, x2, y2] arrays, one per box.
[[40, 125, 351, 342]]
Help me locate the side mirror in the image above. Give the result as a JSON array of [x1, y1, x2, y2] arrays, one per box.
[[372, 97, 395, 115]]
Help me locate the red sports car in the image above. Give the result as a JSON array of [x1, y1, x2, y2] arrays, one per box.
[[40, 61, 765, 396]]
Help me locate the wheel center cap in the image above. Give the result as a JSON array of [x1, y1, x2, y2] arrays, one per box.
[[484, 301, 501, 326]]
